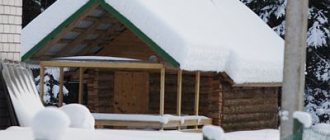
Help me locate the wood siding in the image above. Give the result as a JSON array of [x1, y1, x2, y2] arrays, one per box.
[[83, 70, 279, 131], [219, 75, 279, 131]]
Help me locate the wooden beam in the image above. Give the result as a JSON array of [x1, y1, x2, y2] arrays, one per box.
[[58, 67, 64, 106], [84, 16, 114, 23], [40, 61, 164, 70], [39, 66, 45, 103], [72, 28, 105, 35], [58, 39, 74, 44], [160, 68, 165, 116], [79, 67, 84, 104], [194, 71, 200, 116], [233, 82, 282, 87], [35, 4, 99, 58], [176, 70, 182, 116], [57, 16, 108, 57], [194, 71, 201, 129], [79, 23, 125, 55], [176, 70, 182, 130]]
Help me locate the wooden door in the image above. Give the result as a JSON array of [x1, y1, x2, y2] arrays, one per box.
[[114, 72, 149, 113]]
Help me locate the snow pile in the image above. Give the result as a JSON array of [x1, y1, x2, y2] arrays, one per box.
[[61, 104, 95, 129], [311, 123, 330, 135], [225, 129, 279, 140], [0, 127, 282, 140], [293, 111, 313, 128], [22, 0, 284, 84], [304, 123, 330, 140], [202, 125, 225, 140], [32, 107, 70, 140]]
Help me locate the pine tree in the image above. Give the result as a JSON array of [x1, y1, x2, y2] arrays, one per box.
[[34, 68, 69, 106], [241, 0, 330, 124], [23, 0, 56, 27]]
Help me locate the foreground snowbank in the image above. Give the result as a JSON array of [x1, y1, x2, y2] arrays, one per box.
[[1, 128, 278, 140]]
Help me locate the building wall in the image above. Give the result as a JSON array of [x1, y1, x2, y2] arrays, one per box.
[[0, 0, 22, 61], [82, 69, 279, 131], [219, 75, 280, 131]]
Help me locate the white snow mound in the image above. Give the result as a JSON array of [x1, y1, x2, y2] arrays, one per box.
[[293, 111, 313, 128], [202, 125, 225, 140], [32, 107, 70, 140], [312, 123, 330, 135], [61, 104, 95, 129]]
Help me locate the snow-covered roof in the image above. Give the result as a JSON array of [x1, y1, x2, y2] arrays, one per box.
[[22, 0, 284, 85]]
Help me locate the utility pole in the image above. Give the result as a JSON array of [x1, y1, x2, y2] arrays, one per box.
[[280, 0, 309, 139]]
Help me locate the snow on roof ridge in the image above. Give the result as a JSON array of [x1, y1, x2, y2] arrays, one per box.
[[22, 0, 284, 84]]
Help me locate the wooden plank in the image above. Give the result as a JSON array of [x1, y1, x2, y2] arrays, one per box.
[[84, 16, 114, 23], [233, 82, 282, 87], [194, 71, 201, 129], [40, 61, 164, 70], [176, 70, 182, 116], [71, 28, 105, 35], [79, 67, 84, 104], [35, 4, 100, 58], [222, 113, 277, 123], [160, 68, 165, 116], [58, 16, 108, 56], [80, 22, 125, 55], [39, 66, 45, 103], [176, 70, 182, 130], [194, 71, 200, 116], [58, 67, 64, 106], [114, 72, 149, 113], [94, 117, 212, 129]]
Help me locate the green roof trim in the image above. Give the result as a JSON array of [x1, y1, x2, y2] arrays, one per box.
[[22, 0, 98, 61], [99, 0, 180, 67], [22, 0, 180, 68]]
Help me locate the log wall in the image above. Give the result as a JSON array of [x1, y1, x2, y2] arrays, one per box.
[[86, 69, 114, 113], [219, 75, 280, 131], [148, 72, 216, 116], [83, 70, 279, 131]]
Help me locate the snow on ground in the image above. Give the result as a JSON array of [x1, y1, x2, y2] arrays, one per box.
[[1, 127, 279, 140]]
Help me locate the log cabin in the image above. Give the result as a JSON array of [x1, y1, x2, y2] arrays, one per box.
[[18, 0, 284, 131]]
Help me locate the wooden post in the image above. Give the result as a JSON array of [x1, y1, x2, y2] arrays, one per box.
[[79, 67, 84, 104], [39, 66, 45, 103], [58, 67, 64, 106], [177, 70, 183, 130], [160, 68, 165, 116], [281, 0, 309, 139], [194, 71, 201, 116], [194, 71, 201, 129], [176, 70, 182, 116]]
